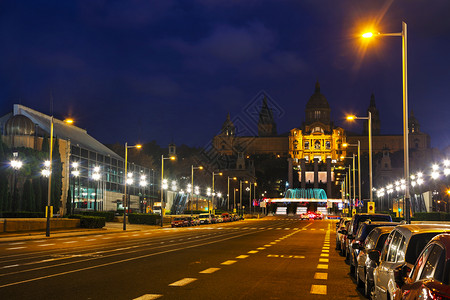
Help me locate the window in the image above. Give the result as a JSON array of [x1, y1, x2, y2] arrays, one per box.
[[375, 234, 389, 251], [365, 231, 376, 250], [325, 141, 331, 149], [396, 236, 406, 262], [314, 140, 321, 149], [420, 245, 444, 281], [304, 141, 309, 149], [386, 231, 402, 262], [410, 244, 432, 282], [406, 233, 439, 264]]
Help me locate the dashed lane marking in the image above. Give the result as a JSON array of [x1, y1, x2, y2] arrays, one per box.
[[248, 250, 258, 254], [63, 241, 78, 244], [317, 264, 328, 269], [320, 253, 329, 257], [199, 268, 220, 274], [319, 258, 329, 263], [267, 254, 305, 259], [37, 244, 55, 247], [264, 244, 272, 247], [221, 260, 237, 265], [257, 247, 265, 250], [2, 264, 19, 269], [133, 294, 162, 300], [236, 255, 249, 259], [5, 247, 26, 250], [8, 242, 25, 245], [314, 272, 328, 280], [322, 249, 329, 253], [310, 284, 327, 295], [169, 278, 197, 287]]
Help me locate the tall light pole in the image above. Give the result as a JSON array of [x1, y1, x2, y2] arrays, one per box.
[[211, 172, 222, 214], [362, 22, 410, 222], [191, 165, 203, 215], [347, 112, 373, 206], [139, 174, 148, 213], [71, 162, 80, 214], [123, 143, 142, 231], [160, 154, 176, 227], [92, 166, 101, 211], [340, 156, 356, 216], [10, 153, 23, 211], [45, 117, 54, 237], [227, 177, 237, 211], [343, 141, 361, 211]]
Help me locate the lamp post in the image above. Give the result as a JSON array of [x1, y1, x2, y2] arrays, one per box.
[[239, 180, 248, 217], [10, 153, 23, 212], [227, 177, 237, 211], [160, 154, 175, 227], [45, 116, 54, 237], [211, 172, 222, 214], [340, 156, 356, 215], [343, 141, 361, 211], [71, 162, 79, 214], [347, 112, 373, 206], [191, 165, 203, 215], [362, 21, 410, 223], [92, 166, 101, 211], [139, 175, 148, 213], [233, 188, 238, 213], [123, 143, 142, 231]]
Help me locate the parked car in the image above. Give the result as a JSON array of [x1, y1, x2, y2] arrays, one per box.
[[339, 221, 352, 257], [369, 224, 450, 300], [393, 233, 450, 299], [215, 215, 223, 223], [345, 213, 393, 262], [221, 213, 230, 222], [336, 217, 351, 250], [300, 212, 310, 220], [171, 217, 188, 227], [350, 221, 399, 275], [198, 213, 212, 224]]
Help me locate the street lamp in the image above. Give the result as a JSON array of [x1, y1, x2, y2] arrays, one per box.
[[70, 162, 80, 214], [10, 153, 23, 212], [227, 177, 237, 211], [161, 154, 176, 227], [92, 166, 101, 211], [45, 116, 54, 237], [346, 112, 373, 205], [362, 21, 410, 223], [123, 143, 142, 231], [139, 174, 148, 213], [341, 155, 356, 216], [191, 165, 203, 214], [343, 141, 361, 211], [212, 172, 222, 214], [239, 180, 248, 217]]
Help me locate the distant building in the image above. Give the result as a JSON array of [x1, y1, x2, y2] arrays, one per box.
[[0, 104, 157, 214]]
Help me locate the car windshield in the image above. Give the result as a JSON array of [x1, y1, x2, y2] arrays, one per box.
[[405, 233, 441, 264]]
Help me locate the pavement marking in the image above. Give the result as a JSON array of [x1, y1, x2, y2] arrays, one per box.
[[267, 254, 305, 259], [276, 228, 282, 230], [33, 240, 46, 243], [322, 249, 329, 253], [320, 229, 325, 231], [264, 244, 272, 247], [268, 228, 273, 230], [311, 228, 316, 231], [63, 241, 78, 244], [317, 264, 328, 269], [169, 278, 197, 287], [322, 246, 330, 250], [257, 247, 265, 250], [37, 244, 55, 247], [2, 264, 19, 269], [310, 284, 327, 295], [319, 258, 329, 263], [314, 272, 328, 280], [133, 294, 162, 300], [5, 247, 26, 250], [8, 242, 25, 245], [102, 237, 112, 240], [236, 255, 249, 259], [199, 268, 220, 274], [285, 228, 290, 230], [248, 250, 259, 254], [221, 260, 237, 265], [270, 242, 277, 244], [85, 239, 97, 242], [320, 253, 329, 257]]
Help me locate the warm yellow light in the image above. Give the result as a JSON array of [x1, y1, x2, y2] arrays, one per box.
[[447, 190, 450, 195], [346, 115, 356, 121], [254, 183, 257, 186], [342, 143, 348, 148], [340, 156, 345, 160], [64, 118, 74, 124], [199, 166, 203, 170], [218, 172, 223, 176], [233, 177, 237, 180], [135, 144, 142, 149], [362, 32, 374, 38], [169, 155, 176, 160]]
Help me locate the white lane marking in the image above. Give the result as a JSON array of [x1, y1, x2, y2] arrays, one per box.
[[37, 244, 55, 247], [320, 253, 329, 257], [85, 239, 97, 242], [5, 247, 26, 250], [310, 284, 327, 295], [264, 244, 272, 247], [102, 237, 112, 240], [133, 294, 162, 300], [2, 264, 19, 269], [221, 260, 237, 265], [285, 228, 290, 230], [169, 278, 197, 287], [8, 242, 25, 245], [199, 268, 220, 274], [236, 255, 249, 259], [33, 240, 46, 243], [63, 241, 78, 244], [314, 272, 328, 280]]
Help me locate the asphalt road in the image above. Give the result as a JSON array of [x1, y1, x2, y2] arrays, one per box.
[[0, 216, 365, 299]]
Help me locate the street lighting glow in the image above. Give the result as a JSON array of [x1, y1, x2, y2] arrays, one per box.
[[346, 115, 356, 121], [64, 118, 74, 124], [362, 32, 374, 38]]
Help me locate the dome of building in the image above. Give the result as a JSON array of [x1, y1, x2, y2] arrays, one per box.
[[5, 114, 35, 136], [306, 81, 330, 110]]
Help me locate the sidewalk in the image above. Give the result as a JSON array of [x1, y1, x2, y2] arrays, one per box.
[[0, 222, 169, 243]]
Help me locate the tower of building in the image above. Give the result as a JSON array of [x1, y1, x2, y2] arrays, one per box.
[[363, 93, 381, 135], [258, 96, 277, 136]]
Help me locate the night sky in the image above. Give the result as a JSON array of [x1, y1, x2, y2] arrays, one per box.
[[1, 0, 450, 150]]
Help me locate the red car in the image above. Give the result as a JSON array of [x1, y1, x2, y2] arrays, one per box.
[[171, 217, 189, 227], [393, 233, 450, 299]]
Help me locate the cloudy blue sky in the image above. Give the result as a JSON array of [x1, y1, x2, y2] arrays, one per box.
[[1, 0, 450, 150]]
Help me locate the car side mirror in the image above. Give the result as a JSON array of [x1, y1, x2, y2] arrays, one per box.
[[338, 229, 347, 235], [368, 249, 380, 264], [352, 242, 363, 250], [394, 264, 410, 288]]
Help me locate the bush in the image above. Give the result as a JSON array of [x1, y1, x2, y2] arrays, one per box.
[[128, 213, 161, 225], [414, 212, 443, 221], [76, 211, 115, 222], [1, 211, 45, 218], [68, 215, 105, 228]]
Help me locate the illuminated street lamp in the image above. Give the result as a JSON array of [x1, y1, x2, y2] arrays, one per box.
[[139, 174, 147, 213], [211, 172, 222, 214], [191, 165, 203, 214], [45, 116, 54, 237], [342, 141, 361, 211], [227, 177, 237, 211], [340, 155, 356, 215], [70, 162, 80, 213], [362, 21, 410, 223], [92, 166, 101, 211], [10, 153, 23, 211], [123, 143, 142, 231], [160, 154, 176, 227], [347, 112, 373, 205]]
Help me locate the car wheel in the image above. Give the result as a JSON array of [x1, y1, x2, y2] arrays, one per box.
[[365, 274, 373, 299]]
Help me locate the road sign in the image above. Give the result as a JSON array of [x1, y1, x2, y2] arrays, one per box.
[[368, 201, 375, 214]]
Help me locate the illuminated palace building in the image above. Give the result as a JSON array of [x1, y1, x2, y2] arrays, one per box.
[[213, 82, 431, 203], [0, 105, 157, 214]]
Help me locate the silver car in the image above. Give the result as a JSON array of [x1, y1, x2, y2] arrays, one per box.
[[369, 224, 450, 300]]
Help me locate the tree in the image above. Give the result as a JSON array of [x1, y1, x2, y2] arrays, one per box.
[[51, 138, 63, 211], [32, 177, 42, 212], [22, 179, 35, 211], [66, 187, 72, 215]]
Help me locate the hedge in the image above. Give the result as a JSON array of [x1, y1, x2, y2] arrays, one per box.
[[69, 215, 106, 228], [76, 211, 115, 222], [0, 211, 45, 218], [128, 213, 161, 225], [413, 212, 450, 221]]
